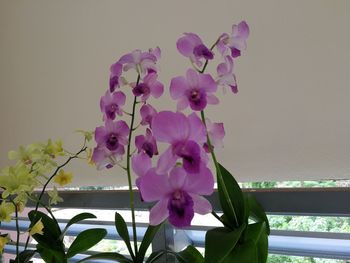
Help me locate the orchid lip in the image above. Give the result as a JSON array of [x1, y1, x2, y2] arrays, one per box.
[[167, 189, 194, 228], [106, 133, 119, 151]]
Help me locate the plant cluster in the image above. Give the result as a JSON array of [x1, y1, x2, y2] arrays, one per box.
[[0, 21, 270, 263]]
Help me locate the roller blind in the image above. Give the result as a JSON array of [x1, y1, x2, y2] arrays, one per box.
[[1, 0, 349, 186]]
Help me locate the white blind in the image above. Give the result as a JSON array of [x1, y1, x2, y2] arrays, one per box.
[[1, 0, 350, 186]]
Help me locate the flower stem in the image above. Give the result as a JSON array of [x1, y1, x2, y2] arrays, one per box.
[[201, 110, 239, 228], [199, 36, 221, 74], [24, 144, 87, 250], [126, 74, 140, 259], [9, 199, 20, 262], [198, 36, 239, 228]]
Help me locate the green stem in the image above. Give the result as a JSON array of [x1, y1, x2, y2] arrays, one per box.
[[199, 36, 221, 74], [201, 108, 239, 228], [126, 74, 141, 259], [9, 199, 20, 262], [197, 36, 239, 228], [24, 145, 87, 250]]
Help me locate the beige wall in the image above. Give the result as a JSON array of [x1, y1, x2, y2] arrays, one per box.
[[1, 0, 350, 186]]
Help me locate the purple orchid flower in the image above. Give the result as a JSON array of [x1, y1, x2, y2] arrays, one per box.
[[109, 62, 124, 92], [92, 146, 121, 170], [217, 21, 249, 58], [149, 46, 161, 60], [177, 33, 214, 67], [100, 90, 126, 121], [132, 73, 164, 102], [118, 49, 158, 76], [131, 152, 152, 191], [94, 120, 129, 155], [216, 56, 238, 94], [135, 128, 159, 158], [139, 165, 214, 227], [152, 111, 207, 174], [203, 119, 225, 153], [170, 68, 218, 111], [140, 104, 157, 127]]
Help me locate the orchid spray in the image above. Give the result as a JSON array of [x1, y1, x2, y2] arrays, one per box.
[[86, 21, 270, 263]]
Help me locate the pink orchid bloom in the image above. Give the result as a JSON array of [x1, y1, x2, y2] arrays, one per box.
[[119, 49, 159, 76], [100, 90, 126, 120], [132, 73, 164, 102], [216, 56, 238, 94], [176, 33, 213, 67], [152, 111, 207, 174], [135, 128, 158, 158], [109, 62, 123, 92], [170, 69, 218, 111], [140, 104, 157, 127], [139, 166, 214, 227], [217, 21, 250, 58]]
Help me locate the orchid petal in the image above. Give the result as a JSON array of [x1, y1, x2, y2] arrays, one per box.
[[149, 199, 169, 225], [190, 194, 212, 214], [140, 169, 170, 202]]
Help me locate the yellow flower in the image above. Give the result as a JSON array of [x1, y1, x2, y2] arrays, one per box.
[[48, 186, 63, 205], [87, 148, 95, 166], [0, 201, 15, 223], [45, 139, 64, 158], [29, 218, 44, 236], [54, 169, 73, 186], [0, 164, 36, 199], [0, 235, 10, 253], [8, 143, 42, 164]]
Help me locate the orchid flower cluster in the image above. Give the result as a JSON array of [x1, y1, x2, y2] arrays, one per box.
[[91, 21, 249, 229], [0, 138, 89, 255]]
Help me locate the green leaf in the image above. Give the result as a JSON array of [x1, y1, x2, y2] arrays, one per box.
[[145, 251, 166, 263], [28, 210, 63, 249], [36, 244, 67, 263], [61, 212, 97, 237], [175, 245, 204, 263], [14, 250, 37, 263], [138, 223, 163, 263], [246, 194, 270, 235], [76, 252, 132, 263], [67, 228, 107, 258], [217, 163, 246, 228], [115, 212, 134, 259], [245, 222, 269, 263], [221, 241, 258, 263], [205, 224, 246, 263]]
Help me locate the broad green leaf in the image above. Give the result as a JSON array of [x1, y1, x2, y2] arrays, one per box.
[[115, 212, 134, 260], [13, 250, 37, 263], [138, 223, 163, 263], [245, 222, 268, 263], [145, 251, 166, 263], [62, 212, 97, 236], [76, 252, 132, 263], [36, 244, 67, 263], [67, 228, 107, 258], [217, 163, 246, 228], [28, 210, 63, 249], [175, 245, 204, 263], [221, 241, 258, 263], [205, 224, 245, 263], [246, 194, 270, 235]]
